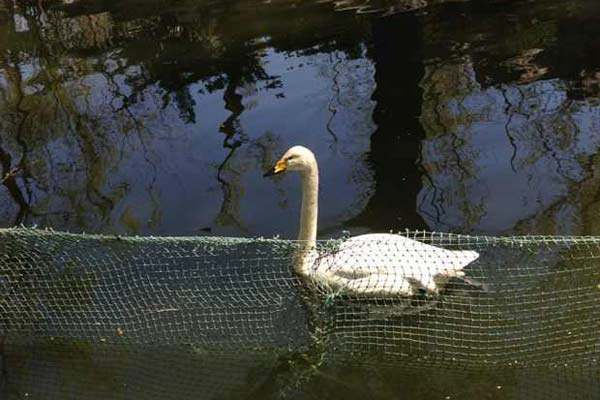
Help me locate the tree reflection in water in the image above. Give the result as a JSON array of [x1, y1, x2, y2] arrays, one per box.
[[2, 0, 600, 398], [2, 0, 599, 237], [416, 0, 600, 235], [0, 0, 375, 236]]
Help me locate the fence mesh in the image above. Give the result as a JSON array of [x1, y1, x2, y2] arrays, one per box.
[[1, 228, 600, 398]]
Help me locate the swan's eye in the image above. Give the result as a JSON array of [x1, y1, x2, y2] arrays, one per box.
[[286, 155, 296, 161]]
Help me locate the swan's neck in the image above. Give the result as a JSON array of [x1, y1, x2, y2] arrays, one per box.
[[298, 166, 318, 245], [295, 162, 318, 275]]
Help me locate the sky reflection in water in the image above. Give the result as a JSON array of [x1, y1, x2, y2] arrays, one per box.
[[2, 0, 600, 237]]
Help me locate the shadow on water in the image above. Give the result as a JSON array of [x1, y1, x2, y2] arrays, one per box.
[[346, 13, 428, 232], [3, 343, 599, 399]]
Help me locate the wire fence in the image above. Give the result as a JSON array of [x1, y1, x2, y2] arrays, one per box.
[[1, 228, 599, 398]]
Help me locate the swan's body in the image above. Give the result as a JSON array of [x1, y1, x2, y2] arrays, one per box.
[[305, 234, 478, 297], [265, 146, 479, 298]]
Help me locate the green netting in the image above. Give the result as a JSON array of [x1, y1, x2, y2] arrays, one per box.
[[0, 228, 599, 398], [0, 229, 309, 349]]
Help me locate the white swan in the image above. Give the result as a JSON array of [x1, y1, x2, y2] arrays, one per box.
[[265, 145, 479, 298]]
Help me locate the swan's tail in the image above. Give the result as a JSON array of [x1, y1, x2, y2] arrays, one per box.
[[443, 250, 479, 277], [441, 250, 487, 291]]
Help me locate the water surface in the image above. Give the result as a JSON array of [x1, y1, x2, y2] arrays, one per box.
[[2, 0, 600, 238], [2, 0, 600, 398]]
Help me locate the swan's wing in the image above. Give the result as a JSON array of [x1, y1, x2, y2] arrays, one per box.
[[321, 234, 479, 287], [341, 274, 415, 297]]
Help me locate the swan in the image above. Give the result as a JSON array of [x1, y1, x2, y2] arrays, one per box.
[[264, 145, 480, 298]]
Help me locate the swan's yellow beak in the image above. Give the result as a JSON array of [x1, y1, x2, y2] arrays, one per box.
[[263, 158, 287, 177], [273, 159, 287, 174]]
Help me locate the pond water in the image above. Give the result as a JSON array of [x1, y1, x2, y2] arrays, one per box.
[[2, 0, 600, 398], [2, 0, 600, 239]]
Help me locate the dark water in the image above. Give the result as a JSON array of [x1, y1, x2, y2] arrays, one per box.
[[2, 0, 600, 239], [2, 0, 600, 398]]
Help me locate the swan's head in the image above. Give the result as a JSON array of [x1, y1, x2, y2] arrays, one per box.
[[264, 146, 317, 176]]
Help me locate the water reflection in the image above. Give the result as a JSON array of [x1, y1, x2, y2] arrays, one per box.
[[3, 0, 600, 397], [2, 0, 600, 237], [417, 0, 600, 235], [419, 62, 600, 234], [0, 0, 375, 236]]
